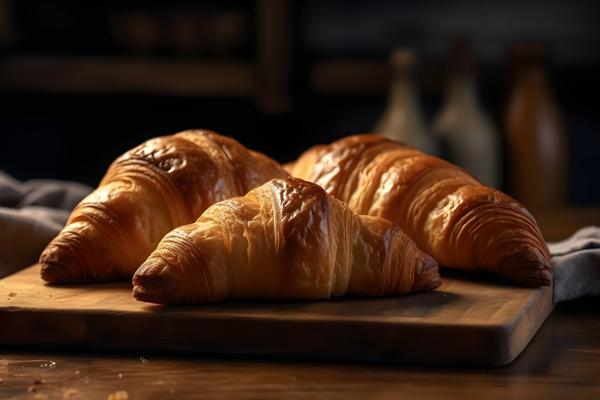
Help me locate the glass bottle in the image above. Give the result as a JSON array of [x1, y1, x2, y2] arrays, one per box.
[[375, 49, 439, 155], [504, 44, 569, 211], [432, 38, 500, 187]]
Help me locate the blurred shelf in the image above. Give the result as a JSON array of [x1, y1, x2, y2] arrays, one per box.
[[0, 56, 255, 97], [309, 59, 389, 95], [309, 58, 457, 95], [0, 1, 291, 111]]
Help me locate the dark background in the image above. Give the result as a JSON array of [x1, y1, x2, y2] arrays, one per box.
[[0, 0, 599, 205]]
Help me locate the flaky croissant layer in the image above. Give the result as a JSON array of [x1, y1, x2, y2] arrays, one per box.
[[133, 177, 441, 304], [289, 134, 551, 286], [40, 130, 287, 283]]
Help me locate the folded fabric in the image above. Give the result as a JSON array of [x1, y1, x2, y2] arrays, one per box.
[[0, 171, 91, 278], [549, 226, 600, 303]]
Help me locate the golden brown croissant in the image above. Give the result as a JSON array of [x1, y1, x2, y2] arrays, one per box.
[[40, 130, 287, 283], [289, 134, 551, 286], [132, 177, 441, 304]]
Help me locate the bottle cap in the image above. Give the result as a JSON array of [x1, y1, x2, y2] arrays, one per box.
[[509, 43, 547, 66]]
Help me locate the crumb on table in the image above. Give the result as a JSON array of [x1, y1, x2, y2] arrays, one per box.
[[108, 390, 129, 400], [62, 388, 80, 398]]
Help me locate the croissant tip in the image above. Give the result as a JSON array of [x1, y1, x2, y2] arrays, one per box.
[[412, 254, 443, 292], [426, 272, 443, 291], [132, 269, 175, 305], [499, 250, 553, 287], [132, 282, 167, 305], [515, 269, 552, 287], [40, 262, 72, 284]]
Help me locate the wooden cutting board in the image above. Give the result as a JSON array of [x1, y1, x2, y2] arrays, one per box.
[[0, 264, 553, 366]]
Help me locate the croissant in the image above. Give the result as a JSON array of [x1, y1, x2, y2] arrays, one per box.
[[40, 130, 287, 283], [132, 177, 441, 304], [289, 134, 551, 286]]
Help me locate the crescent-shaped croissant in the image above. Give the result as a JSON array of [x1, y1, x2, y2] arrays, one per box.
[[40, 130, 287, 283], [132, 177, 441, 304], [289, 134, 551, 286]]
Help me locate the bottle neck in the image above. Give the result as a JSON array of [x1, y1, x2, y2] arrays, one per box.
[[444, 75, 479, 110], [387, 69, 420, 111], [514, 65, 550, 92]]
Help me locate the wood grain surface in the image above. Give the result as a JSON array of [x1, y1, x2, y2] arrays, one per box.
[[0, 265, 553, 366], [2, 297, 599, 400]]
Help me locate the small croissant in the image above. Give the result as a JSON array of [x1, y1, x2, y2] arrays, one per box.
[[40, 130, 287, 283], [289, 134, 551, 286], [133, 177, 441, 304]]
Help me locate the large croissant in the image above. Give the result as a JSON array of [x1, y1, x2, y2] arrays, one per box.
[[289, 135, 551, 286], [133, 177, 441, 304], [40, 130, 287, 283]]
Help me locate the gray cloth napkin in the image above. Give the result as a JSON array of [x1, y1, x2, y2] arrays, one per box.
[[549, 225, 600, 303], [0, 171, 92, 278]]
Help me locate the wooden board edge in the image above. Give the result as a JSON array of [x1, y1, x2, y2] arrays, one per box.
[[0, 305, 551, 367], [0, 265, 556, 366], [487, 284, 554, 366]]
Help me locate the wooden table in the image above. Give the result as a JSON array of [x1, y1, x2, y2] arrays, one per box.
[[1, 297, 598, 400]]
